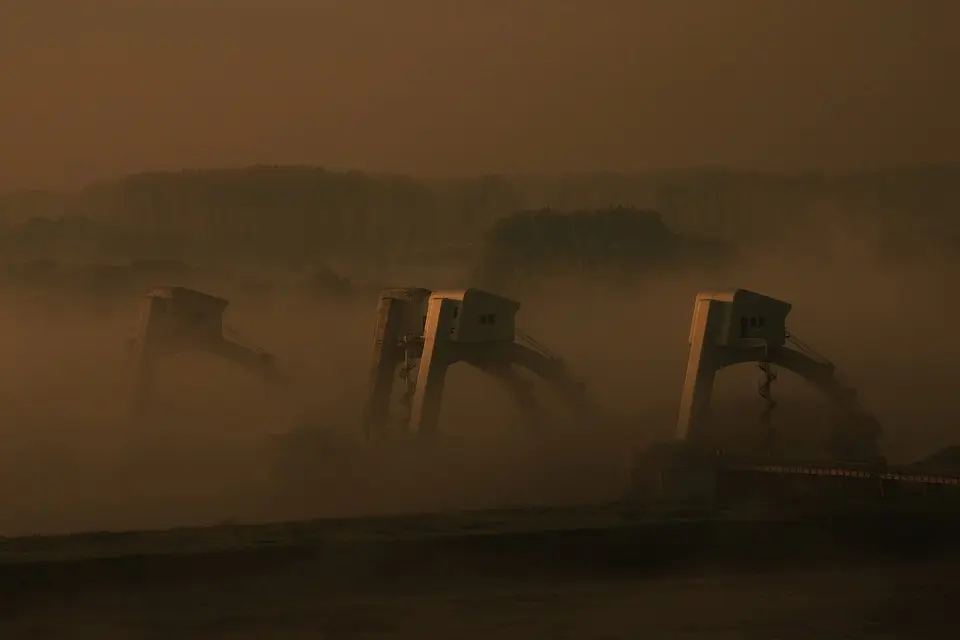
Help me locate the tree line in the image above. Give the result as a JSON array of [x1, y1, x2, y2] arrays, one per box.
[[0, 164, 957, 267]]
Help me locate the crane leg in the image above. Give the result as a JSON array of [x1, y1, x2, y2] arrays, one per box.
[[129, 295, 166, 420], [408, 298, 457, 438], [363, 295, 407, 439]]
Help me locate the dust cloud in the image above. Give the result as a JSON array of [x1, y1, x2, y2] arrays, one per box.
[[0, 216, 955, 538]]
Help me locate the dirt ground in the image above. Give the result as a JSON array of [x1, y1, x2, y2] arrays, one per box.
[[4, 539, 959, 639], [4, 566, 956, 639], [3, 504, 960, 638]]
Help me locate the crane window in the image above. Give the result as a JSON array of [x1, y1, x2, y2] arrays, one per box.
[[478, 313, 496, 325], [758, 317, 766, 328], [740, 317, 748, 337]]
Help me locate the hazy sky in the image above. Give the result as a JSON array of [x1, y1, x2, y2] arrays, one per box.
[[1, 1, 957, 189]]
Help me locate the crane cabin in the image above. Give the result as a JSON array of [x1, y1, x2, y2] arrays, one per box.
[[427, 288, 520, 344], [690, 289, 791, 350], [139, 286, 229, 345]]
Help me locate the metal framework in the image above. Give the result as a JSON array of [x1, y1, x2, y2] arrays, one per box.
[[362, 287, 595, 439], [676, 289, 881, 461], [126, 286, 286, 416]]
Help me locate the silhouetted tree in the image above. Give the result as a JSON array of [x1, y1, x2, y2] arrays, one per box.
[[473, 206, 737, 288], [0, 165, 958, 271]]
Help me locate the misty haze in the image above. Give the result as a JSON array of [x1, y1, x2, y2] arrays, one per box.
[[1, 2, 959, 638]]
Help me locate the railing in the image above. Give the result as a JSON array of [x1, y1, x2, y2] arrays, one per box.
[[726, 461, 960, 486]]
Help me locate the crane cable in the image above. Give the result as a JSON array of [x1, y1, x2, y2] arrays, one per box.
[[785, 329, 833, 366], [515, 328, 559, 361]]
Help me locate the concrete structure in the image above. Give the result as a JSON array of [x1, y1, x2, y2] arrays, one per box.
[[128, 286, 285, 416], [676, 289, 881, 460], [362, 286, 594, 439]]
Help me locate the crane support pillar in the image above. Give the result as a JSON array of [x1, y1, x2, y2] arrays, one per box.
[[363, 294, 409, 438], [409, 296, 458, 437]]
